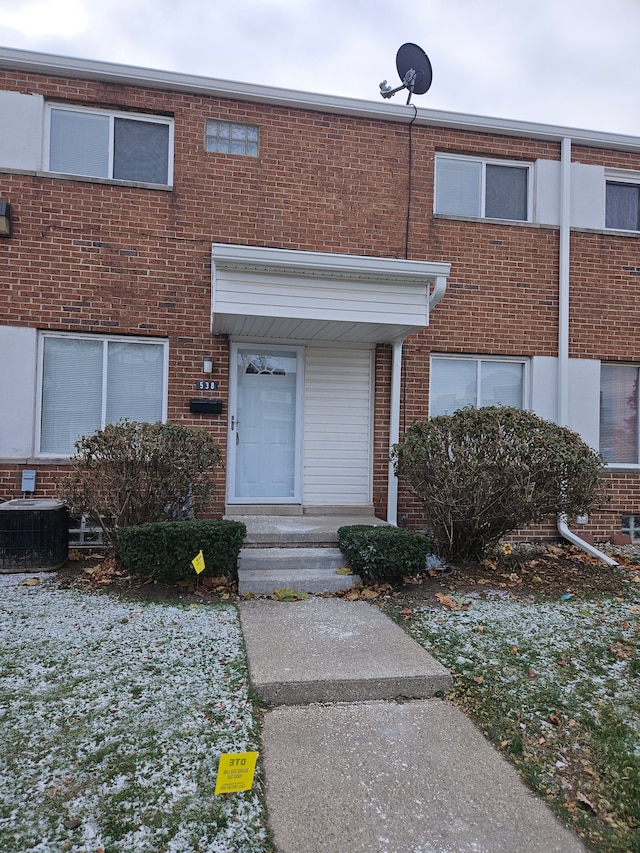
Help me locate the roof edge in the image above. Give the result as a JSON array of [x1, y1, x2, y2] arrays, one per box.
[[1, 46, 640, 152]]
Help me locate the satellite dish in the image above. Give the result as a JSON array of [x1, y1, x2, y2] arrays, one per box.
[[380, 43, 433, 105]]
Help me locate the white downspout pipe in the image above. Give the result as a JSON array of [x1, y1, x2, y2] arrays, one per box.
[[387, 277, 448, 525], [557, 514, 618, 566], [556, 137, 617, 566], [558, 137, 571, 428], [387, 337, 404, 526], [428, 275, 448, 311]]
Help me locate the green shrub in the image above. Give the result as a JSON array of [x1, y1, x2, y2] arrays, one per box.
[[337, 525, 432, 584], [391, 406, 606, 561], [59, 421, 222, 554], [118, 519, 246, 583]]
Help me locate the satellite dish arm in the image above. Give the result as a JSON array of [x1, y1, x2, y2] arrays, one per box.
[[379, 68, 418, 104]]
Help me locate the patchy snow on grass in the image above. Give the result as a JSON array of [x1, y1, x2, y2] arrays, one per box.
[[409, 595, 640, 742], [0, 574, 269, 853]]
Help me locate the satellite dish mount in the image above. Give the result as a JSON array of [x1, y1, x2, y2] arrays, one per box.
[[380, 43, 433, 105]]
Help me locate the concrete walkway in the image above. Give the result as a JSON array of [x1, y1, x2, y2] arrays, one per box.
[[239, 597, 587, 853]]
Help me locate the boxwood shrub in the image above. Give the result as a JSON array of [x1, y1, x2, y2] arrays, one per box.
[[337, 524, 432, 584], [118, 519, 246, 583]]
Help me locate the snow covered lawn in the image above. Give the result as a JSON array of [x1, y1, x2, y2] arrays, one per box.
[[0, 573, 270, 853], [406, 594, 640, 850]]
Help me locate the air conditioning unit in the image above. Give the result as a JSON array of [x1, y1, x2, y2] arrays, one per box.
[[0, 499, 69, 573]]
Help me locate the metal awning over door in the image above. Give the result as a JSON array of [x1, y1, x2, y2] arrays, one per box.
[[211, 244, 450, 345]]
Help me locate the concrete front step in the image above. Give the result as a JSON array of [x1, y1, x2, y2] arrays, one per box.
[[238, 546, 358, 595], [238, 568, 359, 595], [229, 514, 388, 546]]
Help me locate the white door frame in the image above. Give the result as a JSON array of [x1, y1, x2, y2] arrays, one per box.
[[227, 341, 304, 504]]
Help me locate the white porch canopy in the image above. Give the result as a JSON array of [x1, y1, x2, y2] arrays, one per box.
[[211, 244, 450, 344], [210, 243, 451, 525]]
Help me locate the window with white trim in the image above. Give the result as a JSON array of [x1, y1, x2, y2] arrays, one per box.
[[435, 154, 531, 222], [600, 363, 640, 464], [205, 119, 259, 156], [430, 355, 526, 417], [38, 333, 168, 456], [606, 180, 640, 231], [47, 104, 173, 185]]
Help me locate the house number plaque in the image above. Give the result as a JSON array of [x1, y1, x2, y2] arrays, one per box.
[[196, 380, 218, 390]]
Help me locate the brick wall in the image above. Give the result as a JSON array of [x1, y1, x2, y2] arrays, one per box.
[[1, 67, 640, 540]]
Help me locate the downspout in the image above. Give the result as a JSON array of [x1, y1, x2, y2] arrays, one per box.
[[387, 337, 404, 526], [556, 137, 617, 566], [557, 137, 571, 429], [387, 276, 448, 525]]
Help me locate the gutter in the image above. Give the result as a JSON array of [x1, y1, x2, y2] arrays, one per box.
[[2, 47, 640, 153], [555, 138, 618, 566]]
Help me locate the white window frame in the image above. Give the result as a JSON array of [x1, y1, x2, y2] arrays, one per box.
[[604, 168, 640, 233], [44, 103, 174, 186], [35, 331, 169, 458], [599, 362, 640, 468], [434, 153, 533, 222], [429, 354, 530, 417]]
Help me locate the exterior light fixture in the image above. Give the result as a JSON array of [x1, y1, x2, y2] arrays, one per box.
[[0, 201, 12, 238], [202, 357, 214, 373]]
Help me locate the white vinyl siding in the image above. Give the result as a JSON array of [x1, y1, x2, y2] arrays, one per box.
[[435, 154, 531, 222], [47, 105, 173, 185], [38, 333, 168, 456], [212, 270, 431, 343], [303, 346, 373, 505]]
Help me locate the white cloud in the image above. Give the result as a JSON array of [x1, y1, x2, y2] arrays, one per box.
[[0, 0, 89, 38], [0, 0, 639, 134]]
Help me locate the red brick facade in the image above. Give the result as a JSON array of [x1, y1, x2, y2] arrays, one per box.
[[1, 54, 640, 543]]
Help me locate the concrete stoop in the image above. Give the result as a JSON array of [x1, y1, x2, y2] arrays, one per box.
[[237, 546, 358, 595], [230, 513, 385, 595]]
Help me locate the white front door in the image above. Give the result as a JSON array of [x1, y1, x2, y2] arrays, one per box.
[[228, 344, 303, 503]]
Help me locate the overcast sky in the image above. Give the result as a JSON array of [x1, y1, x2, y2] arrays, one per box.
[[1, 0, 639, 136]]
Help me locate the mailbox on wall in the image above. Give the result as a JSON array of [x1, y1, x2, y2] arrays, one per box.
[[189, 398, 223, 415]]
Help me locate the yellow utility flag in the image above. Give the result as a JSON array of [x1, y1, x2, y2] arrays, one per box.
[[191, 549, 205, 574], [215, 752, 259, 794]]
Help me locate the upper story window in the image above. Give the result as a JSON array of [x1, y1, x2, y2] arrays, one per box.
[[600, 363, 640, 464], [205, 119, 259, 156], [430, 355, 526, 418], [37, 332, 168, 456], [46, 104, 173, 185], [606, 181, 640, 231], [435, 154, 531, 222]]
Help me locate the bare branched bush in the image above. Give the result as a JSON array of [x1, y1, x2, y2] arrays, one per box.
[[391, 406, 606, 561], [59, 421, 221, 554]]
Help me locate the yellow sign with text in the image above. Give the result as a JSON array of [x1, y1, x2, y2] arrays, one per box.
[[191, 550, 205, 574], [214, 751, 259, 795]]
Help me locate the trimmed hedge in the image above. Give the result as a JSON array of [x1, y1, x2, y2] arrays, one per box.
[[118, 519, 246, 583], [337, 525, 432, 584]]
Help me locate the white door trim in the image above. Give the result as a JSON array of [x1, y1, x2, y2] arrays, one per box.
[[227, 342, 304, 504]]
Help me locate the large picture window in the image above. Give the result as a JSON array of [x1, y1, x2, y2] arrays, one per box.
[[435, 155, 530, 222], [38, 334, 168, 455], [600, 364, 639, 464], [430, 355, 526, 417], [47, 105, 173, 185]]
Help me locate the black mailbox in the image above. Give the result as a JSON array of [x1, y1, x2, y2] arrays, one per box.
[[189, 398, 223, 415]]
